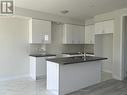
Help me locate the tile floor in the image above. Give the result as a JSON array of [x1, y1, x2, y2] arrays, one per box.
[[0, 78, 127, 95], [67, 79, 127, 95], [0, 78, 53, 95], [0, 72, 118, 95]]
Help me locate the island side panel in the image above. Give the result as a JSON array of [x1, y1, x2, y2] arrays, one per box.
[[59, 61, 102, 95], [30, 56, 36, 80], [47, 61, 60, 95]]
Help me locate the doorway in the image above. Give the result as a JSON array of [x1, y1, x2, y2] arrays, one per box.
[[122, 16, 127, 80], [95, 34, 113, 81]]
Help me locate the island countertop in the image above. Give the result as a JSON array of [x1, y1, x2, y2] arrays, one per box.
[[46, 56, 107, 65]]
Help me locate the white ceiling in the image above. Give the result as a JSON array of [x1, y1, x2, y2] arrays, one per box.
[[15, 0, 127, 20]]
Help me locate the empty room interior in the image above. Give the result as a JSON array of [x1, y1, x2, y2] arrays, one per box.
[[1, 0, 127, 95]]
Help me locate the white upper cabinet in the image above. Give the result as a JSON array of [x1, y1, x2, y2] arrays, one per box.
[[103, 20, 114, 34], [79, 26, 85, 44], [63, 24, 73, 44], [85, 25, 95, 44], [29, 19, 51, 44], [95, 20, 114, 34], [95, 22, 104, 34], [63, 24, 85, 44]]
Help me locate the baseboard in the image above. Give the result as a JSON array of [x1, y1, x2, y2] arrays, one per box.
[[0, 74, 30, 81], [113, 75, 123, 80], [102, 70, 112, 74]]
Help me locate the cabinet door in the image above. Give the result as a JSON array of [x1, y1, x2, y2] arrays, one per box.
[[31, 19, 51, 44], [90, 25, 95, 44], [32, 19, 43, 43], [36, 57, 46, 77], [85, 25, 95, 44], [72, 25, 85, 44], [95, 22, 104, 34], [79, 26, 85, 44], [42, 21, 51, 44], [72, 25, 80, 44], [104, 20, 114, 34], [85, 26, 91, 44], [63, 24, 73, 44], [63, 24, 85, 44]]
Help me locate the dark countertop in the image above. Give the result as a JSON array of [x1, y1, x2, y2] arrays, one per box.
[[62, 52, 94, 55], [29, 54, 56, 57], [46, 56, 107, 65]]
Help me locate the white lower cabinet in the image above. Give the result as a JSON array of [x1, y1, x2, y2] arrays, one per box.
[[30, 56, 56, 80], [30, 56, 46, 80]]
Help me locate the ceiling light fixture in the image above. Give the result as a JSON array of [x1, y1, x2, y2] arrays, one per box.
[[61, 10, 69, 14]]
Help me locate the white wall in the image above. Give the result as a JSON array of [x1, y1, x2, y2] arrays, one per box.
[[94, 8, 127, 80], [46, 23, 93, 54], [122, 17, 127, 79], [0, 17, 29, 80], [84, 7, 127, 80]]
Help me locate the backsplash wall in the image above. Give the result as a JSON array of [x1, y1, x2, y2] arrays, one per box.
[[29, 44, 94, 54], [29, 22, 94, 55], [62, 44, 85, 53]]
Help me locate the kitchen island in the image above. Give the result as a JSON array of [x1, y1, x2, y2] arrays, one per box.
[[46, 56, 107, 95]]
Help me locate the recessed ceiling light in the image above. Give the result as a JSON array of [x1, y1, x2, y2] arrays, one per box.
[[61, 10, 69, 14]]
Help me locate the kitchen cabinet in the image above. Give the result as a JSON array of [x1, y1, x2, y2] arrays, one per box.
[[95, 20, 114, 34], [104, 20, 114, 34], [30, 56, 55, 80], [30, 56, 46, 80], [29, 19, 51, 44], [95, 22, 104, 34], [85, 25, 95, 44], [63, 24, 85, 44]]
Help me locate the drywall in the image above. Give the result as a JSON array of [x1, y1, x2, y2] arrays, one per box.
[[94, 12, 120, 79], [15, 7, 85, 25], [30, 23, 94, 55], [46, 23, 85, 54], [122, 17, 127, 79], [94, 7, 127, 80], [0, 17, 29, 80], [46, 23, 93, 54]]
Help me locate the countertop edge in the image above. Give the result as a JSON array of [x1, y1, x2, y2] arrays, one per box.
[[46, 56, 107, 65]]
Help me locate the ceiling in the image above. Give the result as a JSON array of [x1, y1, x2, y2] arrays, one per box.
[[15, 0, 127, 20]]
